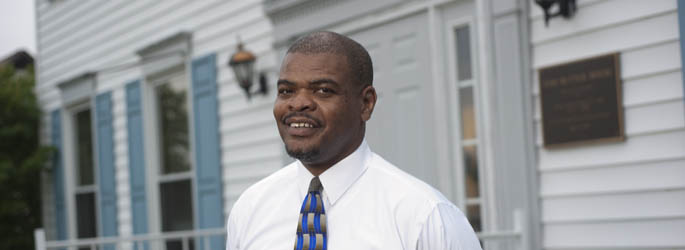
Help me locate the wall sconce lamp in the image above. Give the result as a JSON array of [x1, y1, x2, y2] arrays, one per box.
[[535, 0, 576, 27], [228, 39, 268, 99]]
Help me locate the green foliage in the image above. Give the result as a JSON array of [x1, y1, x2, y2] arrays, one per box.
[[158, 84, 190, 173], [0, 64, 54, 250]]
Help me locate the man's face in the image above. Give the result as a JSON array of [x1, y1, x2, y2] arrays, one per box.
[[274, 52, 368, 167]]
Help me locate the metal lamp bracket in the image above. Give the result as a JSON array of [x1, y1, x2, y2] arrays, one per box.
[[535, 0, 577, 27], [242, 72, 269, 100]]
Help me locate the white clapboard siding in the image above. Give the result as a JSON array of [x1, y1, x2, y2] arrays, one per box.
[[540, 158, 685, 197], [39, 0, 183, 68], [221, 122, 280, 152], [40, 0, 188, 58], [36, 0, 277, 239], [37, 0, 93, 30], [530, 0, 685, 249], [220, 89, 275, 116], [538, 129, 685, 169], [624, 70, 683, 107], [531, 0, 676, 44], [622, 40, 681, 79], [193, 1, 265, 46], [533, 11, 679, 68], [543, 189, 685, 223], [544, 219, 685, 248], [221, 140, 283, 167], [222, 155, 283, 214], [39, 0, 267, 87], [41, 2, 213, 81], [219, 102, 275, 133], [40, 1, 143, 50]]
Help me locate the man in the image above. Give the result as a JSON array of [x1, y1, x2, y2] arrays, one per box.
[[226, 31, 481, 250]]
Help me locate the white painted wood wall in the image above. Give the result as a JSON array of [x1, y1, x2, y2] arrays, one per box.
[[35, 0, 278, 240], [530, 0, 685, 249], [35, 0, 685, 247]]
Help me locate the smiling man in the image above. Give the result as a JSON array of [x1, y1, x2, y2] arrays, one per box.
[[226, 31, 482, 250]]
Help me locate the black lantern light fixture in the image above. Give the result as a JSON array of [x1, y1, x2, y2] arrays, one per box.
[[228, 38, 268, 99], [535, 0, 576, 27]]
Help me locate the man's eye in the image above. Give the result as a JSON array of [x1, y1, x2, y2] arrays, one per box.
[[278, 88, 293, 95], [316, 88, 334, 94]]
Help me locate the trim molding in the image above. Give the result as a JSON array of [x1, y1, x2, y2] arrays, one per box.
[[677, 0, 685, 118]]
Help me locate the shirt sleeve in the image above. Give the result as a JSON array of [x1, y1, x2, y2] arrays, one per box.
[[226, 209, 239, 250], [416, 203, 482, 250]]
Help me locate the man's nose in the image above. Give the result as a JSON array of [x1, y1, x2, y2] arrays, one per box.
[[289, 91, 316, 111]]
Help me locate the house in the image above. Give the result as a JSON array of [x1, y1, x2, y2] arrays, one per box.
[[0, 50, 35, 79], [34, 0, 685, 250], [0, 50, 35, 70], [34, 1, 277, 249]]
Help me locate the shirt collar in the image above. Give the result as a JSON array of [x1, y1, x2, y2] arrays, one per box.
[[296, 139, 371, 206]]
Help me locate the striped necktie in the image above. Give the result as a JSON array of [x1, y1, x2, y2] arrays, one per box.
[[295, 176, 327, 250]]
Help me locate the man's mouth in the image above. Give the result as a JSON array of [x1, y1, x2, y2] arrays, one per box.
[[283, 115, 321, 137], [289, 122, 315, 128]]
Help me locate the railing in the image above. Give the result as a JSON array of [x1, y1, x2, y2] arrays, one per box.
[[475, 209, 529, 250], [34, 227, 226, 250], [35, 210, 527, 250]]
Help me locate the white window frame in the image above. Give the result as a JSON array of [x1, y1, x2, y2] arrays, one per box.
[[62, 99, 100, 240], [138, 33, 197, 238], [57, 73, 100, 240], [147, 68, 196, 233], [445, 16, 489, 232]]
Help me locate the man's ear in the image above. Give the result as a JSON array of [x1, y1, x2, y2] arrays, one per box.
[[360, 85, 377, 122]]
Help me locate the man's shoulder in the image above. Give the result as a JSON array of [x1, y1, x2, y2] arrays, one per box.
[[366, 152, 452, 207], [364, 152, 471, 243], [230, 161, 298, 211]]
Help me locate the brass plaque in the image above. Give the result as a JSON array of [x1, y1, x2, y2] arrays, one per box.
[[538, 53, 624, 147]]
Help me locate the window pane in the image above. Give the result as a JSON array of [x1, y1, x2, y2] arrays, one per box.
[[459, 87, 477, 140], [156, 74, 191, 174], [165, 239, 195, 250], [75, 192, 97, 238], [160, 179, 193, 232], [75, 109, 94, 186], [455, 26, 472, 81], [467, 204, 482, 232], [463, 145, 480, 198]]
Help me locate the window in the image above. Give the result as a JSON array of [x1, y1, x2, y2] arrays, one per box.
[[150, 69, 194, 250], [72, 106, 97, 243], [452, 24, 483, 233], [56, 72, 99, 242], [138, 33, 195, 250]]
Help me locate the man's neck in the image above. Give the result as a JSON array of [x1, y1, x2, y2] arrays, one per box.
[[301, 137, 364, 176]]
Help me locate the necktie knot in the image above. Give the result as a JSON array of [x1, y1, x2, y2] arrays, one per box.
[[308, 176, 323, 193]]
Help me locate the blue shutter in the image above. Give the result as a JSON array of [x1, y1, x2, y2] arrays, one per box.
[[95, 92, 118, 249], [51, 110, 67, 240], [125, 80, 149, 240], [191, 53, 225, 249]]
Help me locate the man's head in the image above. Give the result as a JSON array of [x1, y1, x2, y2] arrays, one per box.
[[273, 31, 377, 170]]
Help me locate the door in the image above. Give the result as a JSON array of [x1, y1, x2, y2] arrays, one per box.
[[350, 12, 440, 188]]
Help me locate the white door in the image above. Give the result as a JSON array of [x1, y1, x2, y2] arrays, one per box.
[[348, 2, 487, 235], [349, 13, 439, 188]]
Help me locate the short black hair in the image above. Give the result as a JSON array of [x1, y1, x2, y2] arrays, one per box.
[[287, 31, 373, 87]]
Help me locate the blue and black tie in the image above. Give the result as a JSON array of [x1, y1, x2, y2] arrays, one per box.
[[295, 177, 327, 250]]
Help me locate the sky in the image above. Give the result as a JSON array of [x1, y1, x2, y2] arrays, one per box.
[[0, 0, 36, 59]]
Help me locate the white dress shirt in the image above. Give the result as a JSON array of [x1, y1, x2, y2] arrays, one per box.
[[226, 140, 482, 250]]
